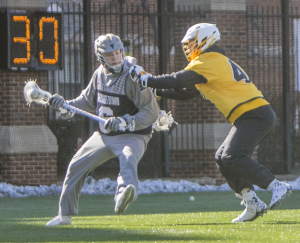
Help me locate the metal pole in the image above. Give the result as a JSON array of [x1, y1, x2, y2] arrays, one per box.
[[119, 0, 125, 39], [83, 0, 94, 137], [281, 0, 292, 173], [157, 0, 164, 76], [157, 0, 170, 177]]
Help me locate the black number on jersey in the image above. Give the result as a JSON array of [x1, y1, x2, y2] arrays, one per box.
[[228, 59, 251, 84]]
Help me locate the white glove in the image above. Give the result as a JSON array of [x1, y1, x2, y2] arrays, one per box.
[[104, 114, 135, 132], [129, 65, 152, 92]]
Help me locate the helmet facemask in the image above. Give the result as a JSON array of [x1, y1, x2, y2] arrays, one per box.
[[181, 23, 220, 62], [94, 34, 125, 74], [182, 34, 201, 62], [98, 49, 124, 74]]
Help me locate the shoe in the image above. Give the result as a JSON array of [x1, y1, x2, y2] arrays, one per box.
[[114, 184, 136, 215], [232, 189, 267, 223], [269, 181, 292, 210], [46, 215, 72, 226]]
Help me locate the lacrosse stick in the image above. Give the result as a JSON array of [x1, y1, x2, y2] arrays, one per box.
[[23, 79, 106, 124], [152, 110, 178, 132]]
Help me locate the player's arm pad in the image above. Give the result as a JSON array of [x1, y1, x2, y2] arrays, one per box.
[[147, 70, 207, 89], [156, 87, 200, 100]]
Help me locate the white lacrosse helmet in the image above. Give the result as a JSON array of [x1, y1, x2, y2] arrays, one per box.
[[181, 23, 220, 62], [94, 34, 125, 73]]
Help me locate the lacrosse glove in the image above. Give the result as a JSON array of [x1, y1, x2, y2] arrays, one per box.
[[129, 65, 152, 92], [50, 94, 65, 111], [104, 114, 135, 132]]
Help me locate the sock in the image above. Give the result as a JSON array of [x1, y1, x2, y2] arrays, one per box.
[[240, 188, 257, 201], [241, 188, 254, 195], [267, 179, 280, 190]]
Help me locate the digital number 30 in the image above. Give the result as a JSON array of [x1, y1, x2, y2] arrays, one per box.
[[13, 16, 30, 64], [13, 16, 59, 65]]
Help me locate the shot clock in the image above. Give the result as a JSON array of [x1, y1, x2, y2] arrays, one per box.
[[0, 9, 64, 71]]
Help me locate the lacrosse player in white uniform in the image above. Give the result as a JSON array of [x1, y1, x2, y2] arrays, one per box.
[[46, 34, 159, 226]]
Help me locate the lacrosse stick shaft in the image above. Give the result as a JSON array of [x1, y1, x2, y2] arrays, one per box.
[[62, 103, 106, 124], [24, 80, 106, 124]]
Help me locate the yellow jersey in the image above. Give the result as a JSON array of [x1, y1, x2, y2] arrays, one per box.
[[185, 52, 269, 124]]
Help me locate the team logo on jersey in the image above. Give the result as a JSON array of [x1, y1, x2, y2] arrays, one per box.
[[97, 93, 120, 106]]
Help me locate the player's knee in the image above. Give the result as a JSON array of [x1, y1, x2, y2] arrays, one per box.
[[120, 154, 138, 168]]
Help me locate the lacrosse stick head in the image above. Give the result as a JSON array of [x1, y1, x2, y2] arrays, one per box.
[[152, 110, 178, 132], [23, 79, 52, 106]]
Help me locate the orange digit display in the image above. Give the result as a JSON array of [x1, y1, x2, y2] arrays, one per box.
[[0, 10, 63, 70], [13, 16, 30, 64], [39, 17, 59, 64]]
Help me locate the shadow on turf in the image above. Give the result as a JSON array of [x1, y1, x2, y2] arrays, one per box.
[[173, 222, 233, 226], [265, 221, 300, 225], [1, 223, 234, 242]]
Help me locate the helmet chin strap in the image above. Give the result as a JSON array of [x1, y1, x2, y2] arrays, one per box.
[[104, 61, 124, 74]]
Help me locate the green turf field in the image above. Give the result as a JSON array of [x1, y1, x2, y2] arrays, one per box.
[[0, 191, 299, 243]]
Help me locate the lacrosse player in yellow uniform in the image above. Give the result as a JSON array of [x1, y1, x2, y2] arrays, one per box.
[[130, 23, 292, 223], [46, 34, 159, 226]]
